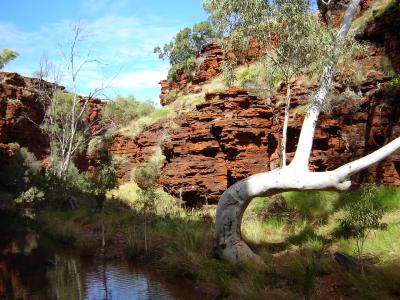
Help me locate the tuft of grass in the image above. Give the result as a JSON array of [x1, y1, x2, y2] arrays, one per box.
[[338, 222, 400, 262], [379, 55, 398, 77], [107, 182, 141, 206], [233, 60, 283, 99], [202, 75, 227, 93]]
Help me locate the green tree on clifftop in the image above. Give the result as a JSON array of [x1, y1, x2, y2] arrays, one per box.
[[154, 20, 216, 81], [0, 49, 19, 70]]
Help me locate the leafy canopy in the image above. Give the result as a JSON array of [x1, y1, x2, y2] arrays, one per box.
[[203, 0, 335, 86], [0, 49, 19, 69], [154, 21, 216, 81], [101, 95, 155, 129]]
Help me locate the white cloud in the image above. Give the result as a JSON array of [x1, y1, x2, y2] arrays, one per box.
[[112, 69, 167, 89], [84, 68, 168, 90], [0, 10, 182, 99]]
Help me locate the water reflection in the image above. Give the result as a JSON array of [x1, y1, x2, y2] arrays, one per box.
[[45, 257, 176, 300], [0, 212, 192, 300]]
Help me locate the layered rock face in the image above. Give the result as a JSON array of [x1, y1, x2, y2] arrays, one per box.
[[159, 43, 225, 106], [0, 72, 49, 160], [154, 1, 400, 205], [160, 72, 400, 205], [159, 42, 263, 106], [0, 72, 104, 168], [110, 120, 167, 182]]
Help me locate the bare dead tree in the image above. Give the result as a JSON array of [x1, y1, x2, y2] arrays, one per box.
[[34, 23, 110, 181]]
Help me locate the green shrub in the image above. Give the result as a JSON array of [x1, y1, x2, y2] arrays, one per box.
[[341, 185, 400, 212], [386, 74, 400, 92], [339, 184, 387, 275], [101, 95, 155, 129], [14, 186, 45, 204], [0, 147, 41, 196], [42, 164, 93, 209], [87, 136, 119, 208]]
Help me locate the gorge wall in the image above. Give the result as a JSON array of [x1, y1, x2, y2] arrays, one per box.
[[0, 72, 103, 169], [1, 1, 399, 207], [160, 73, 400, 205]]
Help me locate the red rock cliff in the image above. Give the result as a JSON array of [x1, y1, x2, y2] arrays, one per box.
[[159, 72, 400, 205], [0, 72, 104, 168]]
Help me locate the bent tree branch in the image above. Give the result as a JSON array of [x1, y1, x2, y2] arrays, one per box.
[[214, 0, 400, 263]]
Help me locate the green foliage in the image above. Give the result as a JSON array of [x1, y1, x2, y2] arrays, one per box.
[[87, 136, 118, 205], [386, 74, 400, 93], [340, 184, 387, 274], [0, 147, 41, 196], [154, 21, 216, 81], [133, 159, 161, 190], [164, 90, 178, 103], [101, 95, 155, 129], [42, 165, 93, 208], [14, 186, 45, 204], [0, 48, 19, 69], [204, 0, 335, 87], [379, 55, 397, 77]]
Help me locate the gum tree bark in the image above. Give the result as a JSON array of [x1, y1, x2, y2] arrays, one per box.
[[214, 0, 400, 263]]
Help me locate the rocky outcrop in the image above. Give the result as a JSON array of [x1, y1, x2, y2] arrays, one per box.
[[160, 72, 400, 205], [318, 0, 374, 26], [159, 42, 263, 106], [0, 72, 49, 160], [154, 0, 400, 205], [110, 120, 167, 182], [0, 72, 104, 168], [159, 43, 225, 106]]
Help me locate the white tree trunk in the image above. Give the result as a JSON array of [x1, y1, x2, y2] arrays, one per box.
[[214, 0, 400, 263], [215, 137, 400, 263], [281, 83, 291, 167]]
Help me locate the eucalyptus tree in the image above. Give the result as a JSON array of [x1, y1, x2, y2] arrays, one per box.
[[154, 20, 216, 81], [0, 49, 19, 70], [206, 0, 400, 263], [204, 0, 334, 166]]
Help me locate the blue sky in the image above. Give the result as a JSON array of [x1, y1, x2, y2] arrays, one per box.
[[1, 0, 208, 103]]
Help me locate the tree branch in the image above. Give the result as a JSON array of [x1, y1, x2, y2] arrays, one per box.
[[335, 137, 400, 180]]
